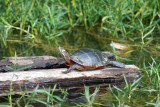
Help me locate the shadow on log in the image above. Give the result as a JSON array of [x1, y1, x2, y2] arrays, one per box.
[[0, 54, 141, 96]]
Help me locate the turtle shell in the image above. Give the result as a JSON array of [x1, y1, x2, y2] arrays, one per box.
[[70, 48, 109, 67]]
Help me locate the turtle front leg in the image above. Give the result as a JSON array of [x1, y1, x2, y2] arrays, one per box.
[[63, 64, 84, 74]]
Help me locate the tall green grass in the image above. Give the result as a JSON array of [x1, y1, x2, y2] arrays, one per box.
[[83, 86, 99, 106], [143, 58, 160, 89], [0, 0, 69, 47], [106, 58, 160, 106], [13, 85, 66, 107], [0, 0, 160, 47], [109, 74, 141, 106]]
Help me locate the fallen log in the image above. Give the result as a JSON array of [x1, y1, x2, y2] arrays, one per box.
[[0, 65, 140, 96], [0, 55, 141, 96]]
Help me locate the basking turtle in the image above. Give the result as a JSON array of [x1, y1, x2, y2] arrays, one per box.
[[58, 47, 125, 73]]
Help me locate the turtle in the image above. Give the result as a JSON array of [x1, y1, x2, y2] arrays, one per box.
[[58, 47, 125, 73]]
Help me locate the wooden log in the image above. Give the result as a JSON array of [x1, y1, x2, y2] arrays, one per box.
[[0, 55, 141, 96], [0, 65, 141, 96]]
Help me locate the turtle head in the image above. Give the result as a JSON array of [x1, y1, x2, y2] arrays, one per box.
[[58, 47, 71, 63]]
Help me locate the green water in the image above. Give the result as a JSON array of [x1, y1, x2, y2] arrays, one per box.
[[0, 28, 160, 106]]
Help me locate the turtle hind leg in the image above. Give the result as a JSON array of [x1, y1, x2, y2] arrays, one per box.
[[63, 64, 84, 74]]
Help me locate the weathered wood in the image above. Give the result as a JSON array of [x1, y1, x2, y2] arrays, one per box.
[[0, 54, 141, 96], [0, 65, 141, 96]]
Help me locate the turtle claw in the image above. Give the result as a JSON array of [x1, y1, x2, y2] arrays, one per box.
[[62, 71, 70, 74]]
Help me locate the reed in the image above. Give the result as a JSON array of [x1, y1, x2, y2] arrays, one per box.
[[0, 0, 160, 47]]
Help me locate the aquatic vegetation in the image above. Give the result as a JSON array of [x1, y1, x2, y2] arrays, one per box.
[[143, 58, 160, 89], [0, 0, 69, 46], [14, 85, 66, 107], [109, 74, 141, 106], [83, 86, 99, 107], [0, 0, 160, 47]]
